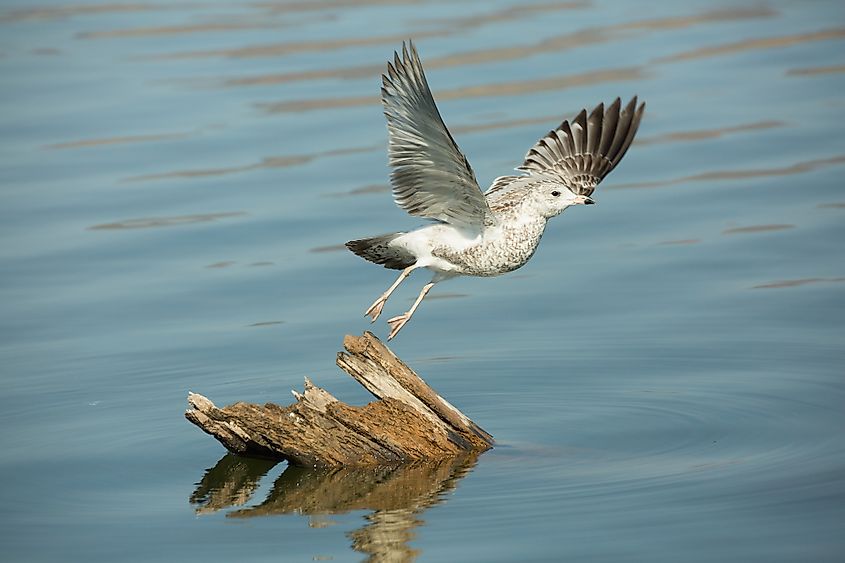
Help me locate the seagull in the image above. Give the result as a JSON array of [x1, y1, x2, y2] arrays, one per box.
[[346, 42, 645, 340]]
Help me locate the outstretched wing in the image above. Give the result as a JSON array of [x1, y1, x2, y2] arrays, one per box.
[[518, 97, 645, 196], [382, 42, 493, 229]]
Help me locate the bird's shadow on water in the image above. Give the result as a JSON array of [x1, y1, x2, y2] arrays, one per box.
[[190, 453, 480, 560]]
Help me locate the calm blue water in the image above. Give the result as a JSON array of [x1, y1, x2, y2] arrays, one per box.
[[2, 0, 844, 561]]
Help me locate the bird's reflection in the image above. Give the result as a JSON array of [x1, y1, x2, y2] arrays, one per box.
[[191, 453, 479, 562]]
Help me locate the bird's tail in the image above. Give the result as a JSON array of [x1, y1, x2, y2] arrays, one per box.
[[346, 232, 416, 270]]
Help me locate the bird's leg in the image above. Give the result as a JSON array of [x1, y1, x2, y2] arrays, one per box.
[[387, 281, 434, 340], [365, 265, 416, 323]]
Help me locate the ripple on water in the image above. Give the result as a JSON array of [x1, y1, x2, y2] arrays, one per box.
[[463, 374, 844, 547]]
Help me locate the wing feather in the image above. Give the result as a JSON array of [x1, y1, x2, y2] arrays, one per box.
[[382, 42, 492, 228], [518, 97, 645, 196]]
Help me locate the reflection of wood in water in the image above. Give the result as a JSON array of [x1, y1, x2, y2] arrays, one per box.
[[190, 454, 278, 515], [191, 453, 479, 561], [351, 510, 422, 562]]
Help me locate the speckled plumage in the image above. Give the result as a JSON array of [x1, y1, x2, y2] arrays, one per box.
[[346, 42, 645, 339]]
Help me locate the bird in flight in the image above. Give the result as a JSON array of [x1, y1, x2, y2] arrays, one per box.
[[347, 42, 645, 340]]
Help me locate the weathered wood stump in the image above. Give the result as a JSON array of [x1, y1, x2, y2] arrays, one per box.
[[185, 331, 493, 466]]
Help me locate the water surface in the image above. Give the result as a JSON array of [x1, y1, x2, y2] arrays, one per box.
[[1, 0, 844, 561]]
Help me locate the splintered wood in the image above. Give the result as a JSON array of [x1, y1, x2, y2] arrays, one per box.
[[185, 332, 493, 467]]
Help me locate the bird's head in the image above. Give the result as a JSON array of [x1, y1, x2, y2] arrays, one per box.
[[532, 185, 594, 218]]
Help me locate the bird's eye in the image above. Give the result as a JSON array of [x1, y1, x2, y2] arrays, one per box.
[[551, 190, 561, 197]]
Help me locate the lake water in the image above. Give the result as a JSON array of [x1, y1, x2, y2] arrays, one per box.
[[2, 0, 844, 561]]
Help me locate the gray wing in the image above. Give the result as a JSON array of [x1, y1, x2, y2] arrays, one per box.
[[382, 42, 493, 229], [518, 97, 646, 196]]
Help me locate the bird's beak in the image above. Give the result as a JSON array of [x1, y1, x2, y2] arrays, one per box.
[[576, 195, 595, 205]]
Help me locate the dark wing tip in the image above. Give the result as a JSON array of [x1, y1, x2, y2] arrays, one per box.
[[574, 108, 588, 127], [517, 96, 646, 187]]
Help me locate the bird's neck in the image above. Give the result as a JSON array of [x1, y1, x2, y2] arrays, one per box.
[[496, 203, 548, 243], [507, 199, 550, 230]]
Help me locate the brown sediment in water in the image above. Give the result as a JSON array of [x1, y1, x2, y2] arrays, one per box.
[[257, 67, 645, 113], [634, 121, 786, 145], [223, 64, 386, 87], [256, 95, 379, 113], [615, 7, 776, 31], [326, 184, 391, 198], [123, 145, 377, 182], [309, 244, 349, 253], [786, 64, 845, 76], [722, 224, 794, 235], [214, 7, 773, 87], [88, 212, 246, 230], [417, 1, 589, 28], [76, 22, 283, 40], [657, 239, 702, 245], [817, 202, 845, 208], [752, 277, 845, 289], [420, 293, 468, 301], [151, 1, 588, 62], [610, 154, 845, 189], [30, 47, 61, 56], [213, 31, 611, 87], [653, 27, 845, 63], [153, 30, 452, 60], [0, 3, 162, 22], [450, 114, 569, 135], [45, 132, 191, 150], [326, 115, 779, 145], [254, 0, 445, 15]]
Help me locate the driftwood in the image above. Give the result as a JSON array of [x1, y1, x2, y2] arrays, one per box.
[[185, 331, 493, 466], [190, 452, 479, 559]]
